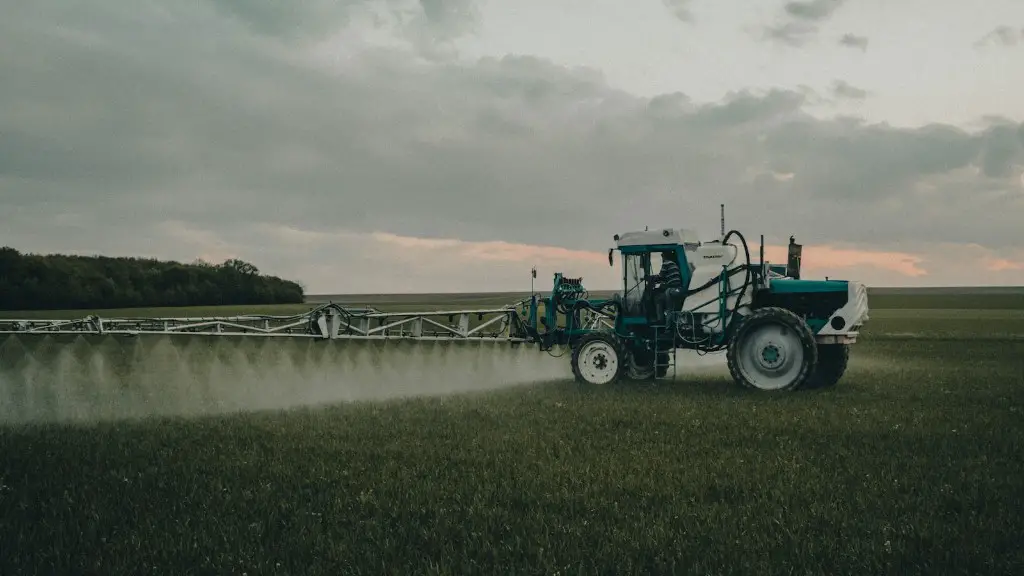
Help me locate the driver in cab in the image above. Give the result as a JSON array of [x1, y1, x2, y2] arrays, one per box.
[[649, 251, 683, 320]]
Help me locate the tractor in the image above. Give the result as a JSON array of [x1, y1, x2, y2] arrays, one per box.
[[515, 227, 869, 391]]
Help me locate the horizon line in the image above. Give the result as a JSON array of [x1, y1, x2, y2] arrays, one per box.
[[306, 285, 1024, 298]]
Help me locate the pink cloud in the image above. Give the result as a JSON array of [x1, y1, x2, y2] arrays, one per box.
[[158, 220, 239, 264], [371, 232, 608, 265], [761, 245, 928, 277], [369, 231, 929, 278], [152, 224, 1024, 292], [985, 257, 1024, 272], [370, 232, 462, 250]]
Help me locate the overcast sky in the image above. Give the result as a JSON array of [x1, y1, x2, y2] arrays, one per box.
[[2, 0, 1023, 293]]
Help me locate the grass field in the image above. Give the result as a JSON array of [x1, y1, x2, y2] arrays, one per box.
[[1, 289, 1022, 574]]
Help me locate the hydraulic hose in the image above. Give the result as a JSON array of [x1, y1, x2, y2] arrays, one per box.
[[695, 229, 752, 353]]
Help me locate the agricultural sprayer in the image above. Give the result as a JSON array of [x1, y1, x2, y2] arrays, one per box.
[[0, 224, 868, 421], [516, 227, 869, 390]]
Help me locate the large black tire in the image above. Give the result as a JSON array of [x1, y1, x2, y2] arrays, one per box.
[[804, 344, 849, 389], [727, 307, 818, 392], [624, 349, 670, 380], [571, 332, 625, 387]]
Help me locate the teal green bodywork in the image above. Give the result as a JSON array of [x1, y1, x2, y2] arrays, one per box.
[[768, 279, 848, 294], [767, 279, 848, 334]]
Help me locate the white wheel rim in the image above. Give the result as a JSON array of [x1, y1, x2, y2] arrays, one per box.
[[578, 340, 619, 385], [736, 323, 805, 390]]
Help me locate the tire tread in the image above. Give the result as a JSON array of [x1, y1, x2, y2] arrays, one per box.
[[726, 306, 818, 391]]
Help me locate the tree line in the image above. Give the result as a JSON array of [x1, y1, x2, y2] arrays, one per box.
[[0, 247, 305, 311]]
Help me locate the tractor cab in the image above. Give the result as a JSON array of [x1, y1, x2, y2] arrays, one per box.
[[609, 228, 701, 326]]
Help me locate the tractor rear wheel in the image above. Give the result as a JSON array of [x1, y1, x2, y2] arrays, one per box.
[[624, 349, 670, 380], [727, 307, 817, 391], [804, 344, 849, 389], [571, 332, 624, 386]]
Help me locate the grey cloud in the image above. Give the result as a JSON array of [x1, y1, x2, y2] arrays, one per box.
[[760, 120, 978, 199], [783, 0, 846, 22], [831, 80, 868, 100], [974, 26, 1024, 47], [2, 0, 1023, 266], [838, 33, 868, 50], [418, 0, 479, 35], [763, 0, 848, 46], [205, 0, 355, 40], [663, 0, 695, 22], [978, 120, 1023, 178], [762, 21, 817, 46], [202, 0, 478, 48]]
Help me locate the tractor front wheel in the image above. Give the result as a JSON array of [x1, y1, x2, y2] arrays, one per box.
[[727, 307, 817, 391], [571, 332, 624, 386]]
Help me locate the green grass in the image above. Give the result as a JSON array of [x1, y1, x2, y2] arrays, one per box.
[[865, 287, 1024, 310], [1, 291, 1023, 574], [861, 308, 1024, 340]]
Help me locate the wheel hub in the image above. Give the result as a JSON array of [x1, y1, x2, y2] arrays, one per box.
[[759, 342, 785, 369]]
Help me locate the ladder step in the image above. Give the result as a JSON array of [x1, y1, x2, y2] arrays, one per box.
[[650, 325, 678, 379], [653, 346, 677, 380]]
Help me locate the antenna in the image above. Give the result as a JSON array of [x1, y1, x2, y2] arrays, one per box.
[[720, 204, 725, 238]]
